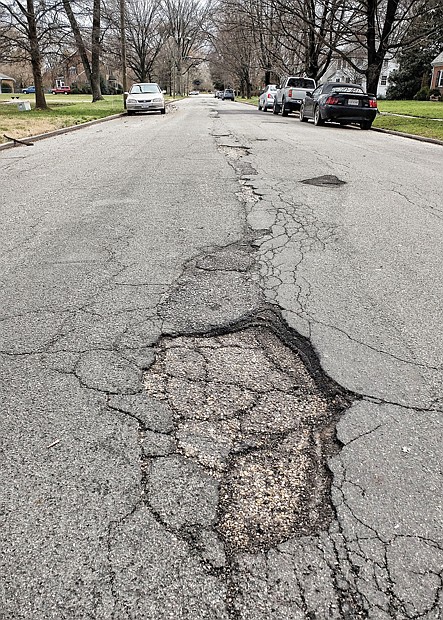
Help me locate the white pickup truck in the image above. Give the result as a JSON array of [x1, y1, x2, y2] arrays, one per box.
[[273, 76, 317, 116]]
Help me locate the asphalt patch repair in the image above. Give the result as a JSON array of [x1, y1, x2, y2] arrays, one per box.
[[143, 315, 353, 553]]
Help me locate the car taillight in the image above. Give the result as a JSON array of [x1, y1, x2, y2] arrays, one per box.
[[325, 96, 340, 104], [369, 98, 377, 108], [288, 89, 292, 97], [267, 93, 272, 98]]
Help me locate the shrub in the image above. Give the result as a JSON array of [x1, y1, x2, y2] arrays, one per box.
[[429, 88, 441, 99], [70, 81, 91, 94], [414, 86, 430, 100]]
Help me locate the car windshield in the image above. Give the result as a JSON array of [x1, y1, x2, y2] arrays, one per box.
[[287, 78, 316, 88], [130, 84, 160, 94]]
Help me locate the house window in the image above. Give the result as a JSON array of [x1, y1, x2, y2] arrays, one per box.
[[345, 77, 351, 83], [380, 75, 387, 86], [437, 70, 443, 87]]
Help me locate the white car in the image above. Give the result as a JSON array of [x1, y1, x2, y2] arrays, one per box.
[[126, 83, 165, 115], [258, 84, 277, 111]]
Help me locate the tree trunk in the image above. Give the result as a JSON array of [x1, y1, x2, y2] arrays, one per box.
[[365, 0, 399, 95], [91, 0, 103, 101], [26, 0, 48, 110], [62, 0, 103, 101]]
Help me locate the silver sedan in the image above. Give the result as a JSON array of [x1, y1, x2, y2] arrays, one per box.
[[126, 83, 166, 115], [258, 84, 277, 111]]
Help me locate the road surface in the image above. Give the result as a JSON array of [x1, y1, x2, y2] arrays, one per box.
[[1, 94, 442, 619]]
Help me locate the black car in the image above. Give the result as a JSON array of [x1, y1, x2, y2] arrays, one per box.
[[300, 82, 378, 130]]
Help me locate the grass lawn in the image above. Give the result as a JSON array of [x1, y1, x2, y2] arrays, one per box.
[[377, 100, 443, 119], [0, 94, 125, 144], [372, 114, 443, 140], [237, 96, 259, 107]]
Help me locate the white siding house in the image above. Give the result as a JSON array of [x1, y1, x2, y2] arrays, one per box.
[[322, 56, 398, 97]]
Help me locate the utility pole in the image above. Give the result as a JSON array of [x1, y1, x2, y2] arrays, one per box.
[[119, 0, 128, 106]]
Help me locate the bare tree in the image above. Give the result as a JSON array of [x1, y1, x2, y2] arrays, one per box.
[[164, 0, 211, 93], [61, 0, 104, 100], [266, 0, 346, 81], [125, 0, 166, 82], [0, 0, 64, 108], [271, 0, 439, 93]]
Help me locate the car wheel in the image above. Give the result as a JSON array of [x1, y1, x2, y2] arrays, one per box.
[[314, 106, 324, 126], [299, 104, 308, 122], [360, 120, 372, 130], [273, 101, 280, 114], [258, 101, 262, 110], [160, 107, 166, 114], [281, 100, 289, 116]]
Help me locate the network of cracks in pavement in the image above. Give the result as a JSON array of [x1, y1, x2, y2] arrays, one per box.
[[143, 320, 352, 553]]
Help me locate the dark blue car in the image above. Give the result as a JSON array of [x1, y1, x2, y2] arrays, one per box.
[[22, 86, 36, 94]]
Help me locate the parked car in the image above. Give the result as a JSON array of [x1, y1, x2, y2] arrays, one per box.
[[22, 86, 35, 94], [273, 77, 316, 116], [258, 84, 277, 111], [51, 86, 71, 94], [300, 82, 378, 129], [222, 88, 235, 101], [216, 90, 224, 99], [126, 82, 166, 115], [189, 90, 199, 95]]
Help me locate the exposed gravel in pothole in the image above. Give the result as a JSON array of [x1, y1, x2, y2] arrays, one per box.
[[144, 322, 352, 553]]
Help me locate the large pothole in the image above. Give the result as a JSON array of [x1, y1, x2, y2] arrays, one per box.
[[144, 316, 352, 553]]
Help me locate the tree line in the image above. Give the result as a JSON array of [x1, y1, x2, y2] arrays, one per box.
[[0, 0, 441, 108]]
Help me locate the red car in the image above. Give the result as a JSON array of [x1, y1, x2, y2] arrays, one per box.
[[51, 86, 71, 94]]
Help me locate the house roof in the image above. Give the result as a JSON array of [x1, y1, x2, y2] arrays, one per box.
[[0, 73, 16, 82], [431, 51, 443, 66]]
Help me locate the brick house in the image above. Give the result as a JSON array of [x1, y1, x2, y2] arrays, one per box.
[[45, 50, 120, 92], [431, 51, 443, 94]]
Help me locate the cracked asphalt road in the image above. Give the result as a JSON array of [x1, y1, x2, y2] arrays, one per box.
[[1, 95, 442, 619]]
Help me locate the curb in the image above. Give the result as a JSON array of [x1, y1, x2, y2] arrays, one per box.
[[0, 112, 126, 151], [0, 100, 177, 152], [370, 126, 443, 146]]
